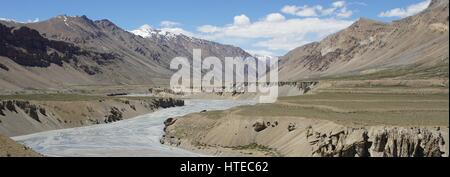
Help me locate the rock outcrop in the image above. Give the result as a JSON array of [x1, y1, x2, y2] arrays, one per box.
[[287, 123, 297, 132], [160, 117, 181, 146], [163, 117, 177, 132], [307, 126, 446, 157], [0, 100, 44, 122], [253, 120, 267, 132], [104, 107, 123, 123]]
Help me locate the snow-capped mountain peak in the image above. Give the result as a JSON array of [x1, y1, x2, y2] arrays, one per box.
[[130, 24, 178, 39]]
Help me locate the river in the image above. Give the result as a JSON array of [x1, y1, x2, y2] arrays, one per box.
[[12, 99, 256, 157]]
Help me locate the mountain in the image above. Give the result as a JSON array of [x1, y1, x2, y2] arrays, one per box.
[[130, 24, 180, 39], [0, 15, 251, 92], [279, 0, 449, 81], [130, 24, 251, 62]]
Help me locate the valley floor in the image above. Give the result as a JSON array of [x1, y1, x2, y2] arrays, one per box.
[[162, 79, 449, 157], [1, 79, 448, 157]]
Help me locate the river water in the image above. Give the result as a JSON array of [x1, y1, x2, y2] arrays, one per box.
[[12, 99, 256, 157]]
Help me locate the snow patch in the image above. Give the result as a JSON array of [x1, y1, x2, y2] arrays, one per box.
[[130, 24, 182, 40], [321, 47, 335, 56], [63, 16, 69, 26], [359, 36, 376, 46]]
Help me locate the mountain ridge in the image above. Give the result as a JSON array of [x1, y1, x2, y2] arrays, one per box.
[[0, 15, 252, 93], [279, 0, 449, 81]]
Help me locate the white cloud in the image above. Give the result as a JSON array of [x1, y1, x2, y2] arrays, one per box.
[[132, 1, 355, 56], [196, 16, 353, 52], [320, 7, 337, 16], [197, 25, 220, 33], [245, 49, 276, 57], [337, 7, 353, 18], [281, 6, 301, 15], [349, 2, 368, 6], [192, 1, 355, 54], [265, 13, 285, 22], [234, 14, 251, 26], [0, 17, 39, 23], [379, 0, 431, 18], [281, 5, 320, 17], [255, 35, 311, 51], [281, 1, 352, 18], [160, 20, 180, 28], [332, 1, 346, 8]]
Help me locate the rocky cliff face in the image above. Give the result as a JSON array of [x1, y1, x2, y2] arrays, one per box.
[[308, 126, 446, 157], [279, 0, 449, 81], [0, 100, 45, 122], [0, 23, 117, 73]]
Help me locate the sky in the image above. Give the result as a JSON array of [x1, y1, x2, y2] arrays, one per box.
[[0, 0, 432, 56]]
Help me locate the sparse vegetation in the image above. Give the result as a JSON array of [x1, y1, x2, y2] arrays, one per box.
[[236, 91, 449, 126], [323, 63, 449, 80], [230, 143, 280, 156]]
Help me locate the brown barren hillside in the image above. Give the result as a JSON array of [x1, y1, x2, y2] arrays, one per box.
[[279, 0, 449, 81], [0, 134, 42, 157]]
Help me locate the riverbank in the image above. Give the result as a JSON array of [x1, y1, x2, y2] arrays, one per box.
[[0, 94, 184, 136]]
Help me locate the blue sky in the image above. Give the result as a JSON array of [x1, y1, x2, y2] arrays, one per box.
[[0, 0, 432, 56]]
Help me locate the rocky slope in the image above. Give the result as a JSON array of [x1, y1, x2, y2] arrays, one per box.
[[0, 96, 184, 136], [0, 15, 251, 93], [279, 0, 449, 81]]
